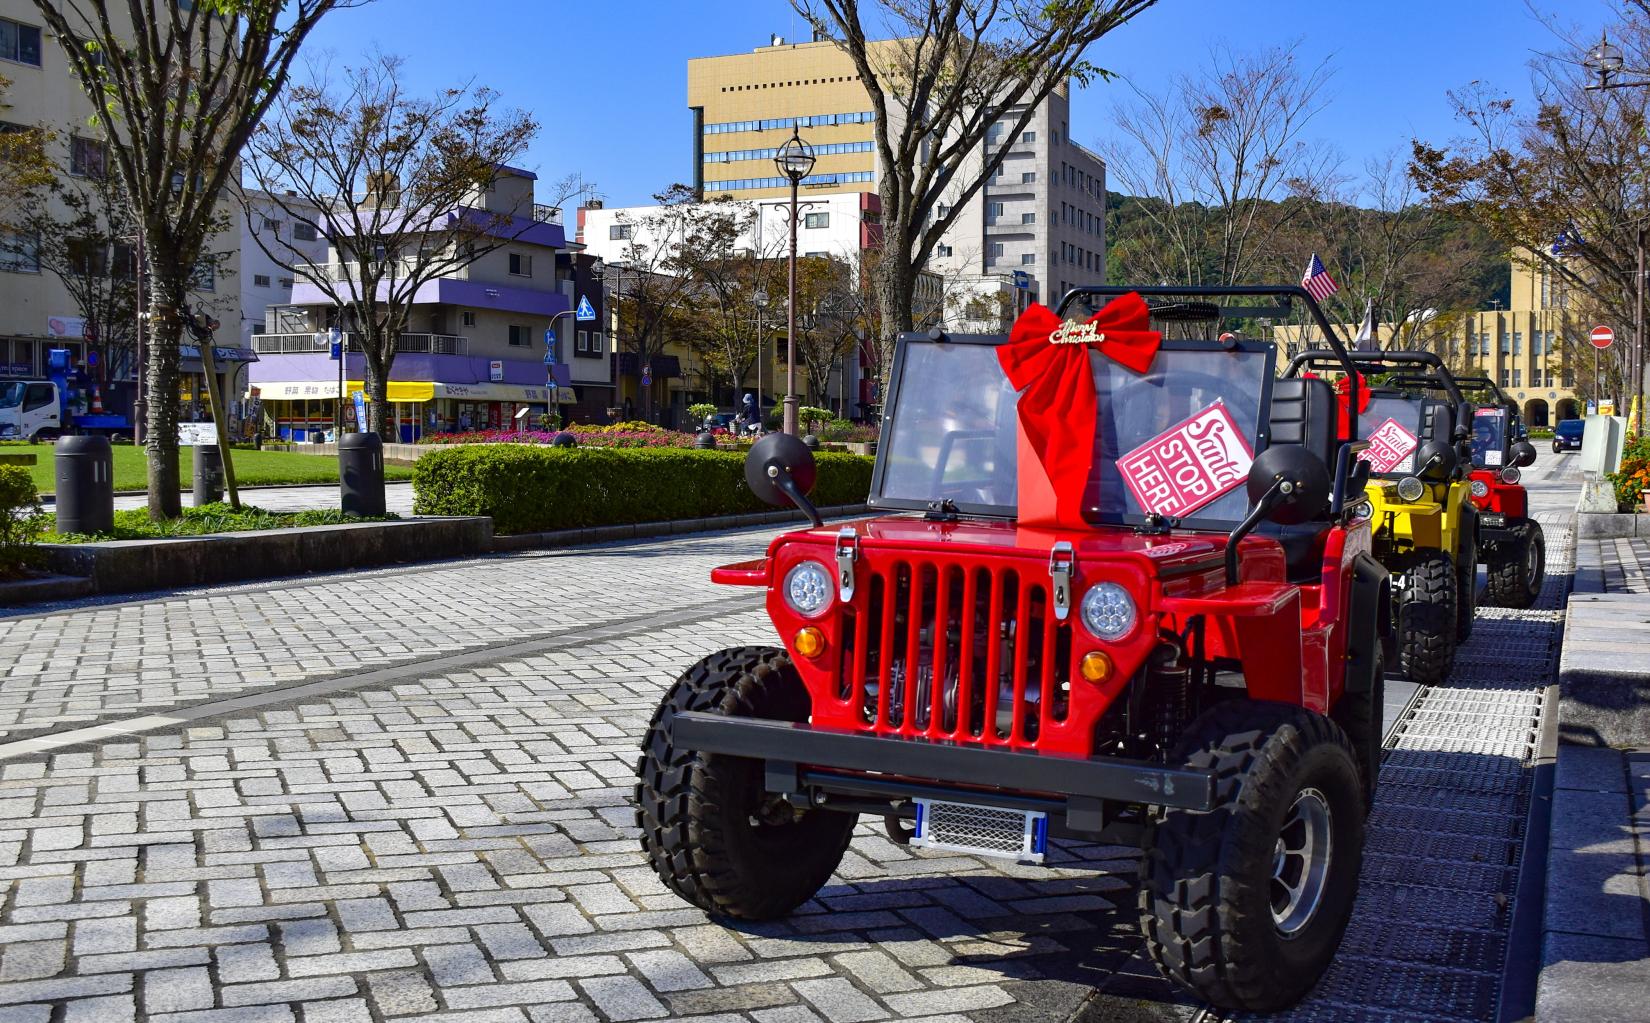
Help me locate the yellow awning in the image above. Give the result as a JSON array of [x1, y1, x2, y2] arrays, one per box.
[[253, 381, 435, 402]]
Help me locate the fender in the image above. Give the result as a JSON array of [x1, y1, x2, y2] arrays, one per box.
[[1344, 552, 1391, 695]]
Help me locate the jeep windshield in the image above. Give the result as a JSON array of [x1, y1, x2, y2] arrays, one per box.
[[870, 336, 1275, 529], [1469, 408, 1508, 467], [0, 383, 22, 410], [1357, 393, 1428, 477]]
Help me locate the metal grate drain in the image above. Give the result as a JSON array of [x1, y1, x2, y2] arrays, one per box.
[[1232, 517, 1575, 1023]]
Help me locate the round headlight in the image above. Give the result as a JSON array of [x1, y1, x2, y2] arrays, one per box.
[[1081, 582, 1137, 641], [1396, 476, 1425, 502], [1350, 499, 1373, 521], [1500, 466, 1521, 485], [1470, 479, 1489, 499], [783, 560, 833, 617]]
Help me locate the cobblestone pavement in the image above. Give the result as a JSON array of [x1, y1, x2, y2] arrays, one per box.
[[0, 529, 771, 743], [0, 458, 1587, 1022], [105, 483, 417, 516]]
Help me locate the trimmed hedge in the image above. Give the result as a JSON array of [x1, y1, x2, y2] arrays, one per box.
[[411, 445, 874, 535]]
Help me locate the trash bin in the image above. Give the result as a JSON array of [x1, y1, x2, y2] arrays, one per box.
[[192, 444, 224, 505], [338, 432, 385, 517], [54, 435, 113, 535]]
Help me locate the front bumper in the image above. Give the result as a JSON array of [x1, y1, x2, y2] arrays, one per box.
[[670, 711, 1217, 815], [1476, 513, 1523, 543]]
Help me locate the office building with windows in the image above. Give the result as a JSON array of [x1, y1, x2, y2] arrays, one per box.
[[686, 35, 1108, 316], [251, 168, 616, 439]]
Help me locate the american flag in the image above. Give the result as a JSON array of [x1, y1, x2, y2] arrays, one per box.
[[1301, 252, 1339, 302]]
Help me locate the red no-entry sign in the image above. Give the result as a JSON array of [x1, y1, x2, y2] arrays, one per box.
[[1591, 325, 1615, 349]]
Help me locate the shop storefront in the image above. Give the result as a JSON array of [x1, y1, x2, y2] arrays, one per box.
[[257, 379, 556, 442]]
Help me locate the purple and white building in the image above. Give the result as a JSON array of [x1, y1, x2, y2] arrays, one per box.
[[250, 167, 613, 441]]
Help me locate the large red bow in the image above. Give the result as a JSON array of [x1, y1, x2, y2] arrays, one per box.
[[997, 292, 1162, 527]]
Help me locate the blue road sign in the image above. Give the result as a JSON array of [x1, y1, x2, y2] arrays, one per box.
[[575, 295, 596, 321], [1012, 270, 1030, 290], [543, 350, 555, 366], [351, 390, 368, 434]]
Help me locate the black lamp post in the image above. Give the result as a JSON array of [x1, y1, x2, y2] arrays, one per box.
[[1583, 36, 1650, 424], [774, 127, 815, 435]]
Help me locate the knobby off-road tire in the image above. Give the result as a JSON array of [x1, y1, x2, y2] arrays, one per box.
[[1398, 551, 1456, 685], [1455, 548, 1477, 643], [1139, 702, 1364, 1012], [1484, 520, 1545, 609], [1332, 649, 1385, 812], [634, 646, 854, 920]]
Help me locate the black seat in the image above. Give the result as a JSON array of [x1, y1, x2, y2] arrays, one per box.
[[1259, 377, 1337, 582]]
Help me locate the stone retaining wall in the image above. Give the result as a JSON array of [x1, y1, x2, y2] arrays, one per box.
[[41, 516, 492, 596]]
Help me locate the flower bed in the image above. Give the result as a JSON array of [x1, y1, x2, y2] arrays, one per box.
[[416, 426, 696, 449]]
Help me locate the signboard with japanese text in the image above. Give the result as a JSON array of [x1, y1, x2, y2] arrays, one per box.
[[1117, 401, 1254, 520], [1356, 417, 1419, 474]]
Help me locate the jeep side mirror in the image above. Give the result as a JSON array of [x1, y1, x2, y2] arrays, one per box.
[[1225, 445, 1331, 585], [745, 432, 823, 527], [1414, 439, 1457, 481], [1247, 445, 1332, 525], [1510, 439, 1536, 468]]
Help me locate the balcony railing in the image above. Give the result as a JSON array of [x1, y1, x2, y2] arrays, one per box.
[[251, 332, 469, 356], [290, 260, 473, 285]]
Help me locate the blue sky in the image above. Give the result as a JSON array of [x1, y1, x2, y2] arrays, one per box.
[[300, 0, 1615, 208]]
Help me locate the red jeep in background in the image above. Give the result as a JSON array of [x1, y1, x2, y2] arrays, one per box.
[[636, 286, 1392, 1011], [1389, 371, 1544, 607]]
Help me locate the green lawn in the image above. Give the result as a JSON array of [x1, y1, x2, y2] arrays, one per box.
[[8, 444, 414, 495]]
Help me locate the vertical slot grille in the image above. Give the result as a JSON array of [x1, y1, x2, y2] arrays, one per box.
[[853, 558, 1070, 747]]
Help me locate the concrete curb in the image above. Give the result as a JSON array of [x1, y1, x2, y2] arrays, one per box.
[[39, 516, 492, 597], [0, 572, 96, 607], [1557, 590, 1650, 747], [1574, 512, 1650, 539], [489, 504, 869, 552]]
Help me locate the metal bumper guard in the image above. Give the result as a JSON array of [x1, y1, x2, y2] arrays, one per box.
[[670, 711, 1216, 812]]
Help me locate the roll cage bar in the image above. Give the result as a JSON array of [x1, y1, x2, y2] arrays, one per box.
[[1057, 284, 1365, 438], [1281, 347, 1468, 412]]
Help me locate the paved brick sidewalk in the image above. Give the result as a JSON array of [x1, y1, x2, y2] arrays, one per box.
[[0, 607, 1153, 1023], [106, 483, 417, 517], [0, 529, 775, 743]]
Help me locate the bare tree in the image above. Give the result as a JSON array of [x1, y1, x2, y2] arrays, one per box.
[[0, 74, 53, 218], [242, 54, 539, 436], [790, 255, 861, 408], [604, 186, 715, 422], [792, 0, 1156, 334], [670, 201, 765, 398], [33, 0, 360, 519], [1101, 42, 1335, 287]]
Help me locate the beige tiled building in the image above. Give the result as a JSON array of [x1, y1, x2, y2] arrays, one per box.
[[1272, 255, 1584, 427]]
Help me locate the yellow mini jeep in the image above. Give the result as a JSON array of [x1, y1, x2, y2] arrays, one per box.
[[1284, 351, 1476, 685]]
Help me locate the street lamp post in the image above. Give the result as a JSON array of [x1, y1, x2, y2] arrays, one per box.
[[774, 128, 816, 436], [753, 288, 769, 428], [1585, 36, 1650, 426]]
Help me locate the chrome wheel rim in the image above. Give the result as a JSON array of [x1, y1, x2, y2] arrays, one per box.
[[1271, 787, 1333, 935], [1525, 538, 1541, 584]]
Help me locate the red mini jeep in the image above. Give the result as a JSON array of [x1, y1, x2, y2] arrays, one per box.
[[1388, 371, 1544, 607], [636, 286, 1391, 1012]]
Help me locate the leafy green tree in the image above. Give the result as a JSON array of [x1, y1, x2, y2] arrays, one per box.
[[31, 0, 362, 519]]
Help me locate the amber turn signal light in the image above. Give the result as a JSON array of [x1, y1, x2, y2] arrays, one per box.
[[793, 627, 826, 658], [1079, 651, 1113, 682]]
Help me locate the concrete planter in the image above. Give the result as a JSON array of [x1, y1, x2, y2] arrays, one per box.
[[1573, 512, 1650, 539], [41, 516, 491, 597], [1558, 591, 1650, 747]]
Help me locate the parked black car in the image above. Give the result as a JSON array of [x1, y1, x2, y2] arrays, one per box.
[[1552, 418, 1584, 453]]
